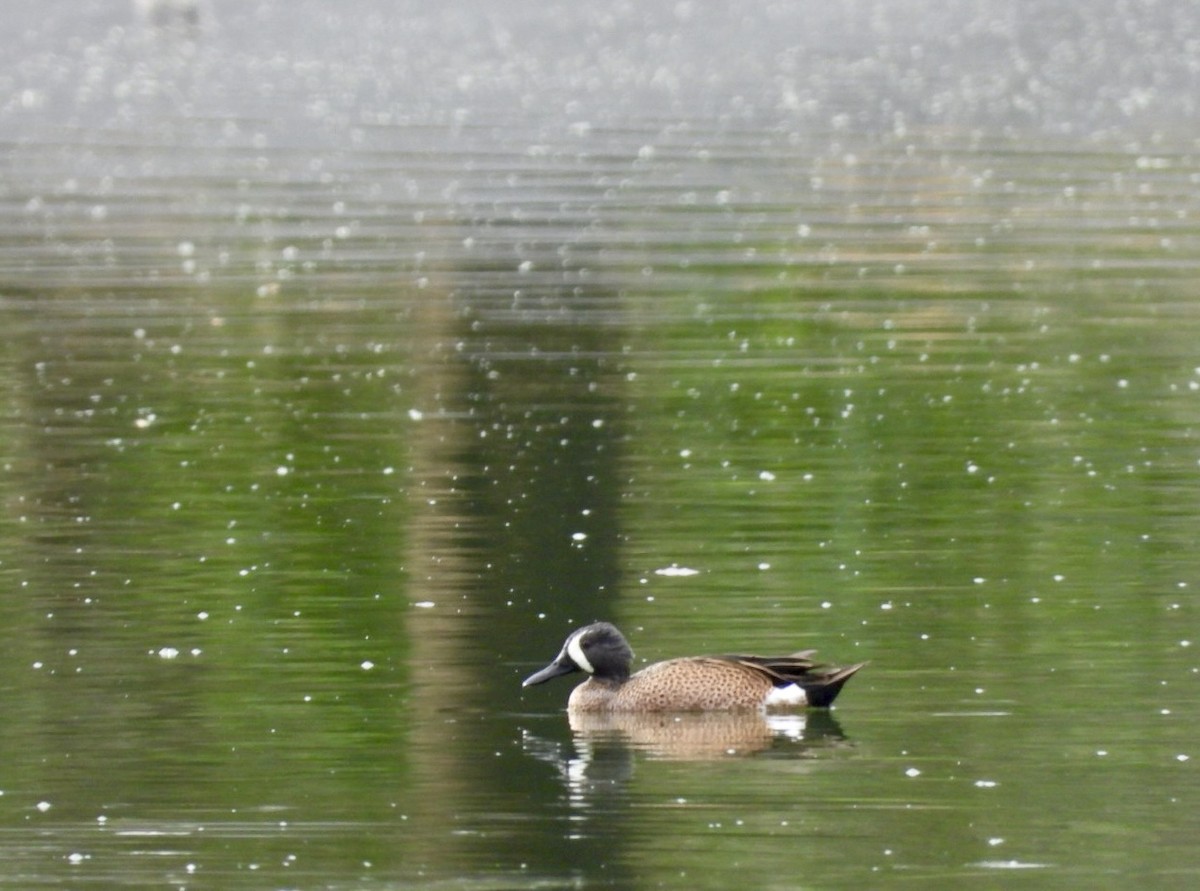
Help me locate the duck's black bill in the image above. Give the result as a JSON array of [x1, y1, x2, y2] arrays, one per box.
[[522, 658, 578, 687]]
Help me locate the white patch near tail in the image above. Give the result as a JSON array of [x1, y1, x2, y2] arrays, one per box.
[[765, 683, 808, 709]]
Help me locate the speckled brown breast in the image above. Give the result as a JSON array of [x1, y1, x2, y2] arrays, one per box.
[[567, 657, 778, 712]]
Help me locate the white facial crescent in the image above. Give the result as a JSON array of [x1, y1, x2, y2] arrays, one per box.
[[565, 630, 595, 674]]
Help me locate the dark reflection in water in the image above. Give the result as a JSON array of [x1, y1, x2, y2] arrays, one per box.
[[395, 281, 641, 884], [562, 709, 849, 762], [513, 709, 855, 888]]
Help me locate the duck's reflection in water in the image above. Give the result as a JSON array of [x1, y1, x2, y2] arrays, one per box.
[[567, 709, 849, 760], [522, 710, 854, 816]]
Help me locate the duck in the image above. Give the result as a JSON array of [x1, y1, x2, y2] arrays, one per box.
[[522, 622, 864, 712]]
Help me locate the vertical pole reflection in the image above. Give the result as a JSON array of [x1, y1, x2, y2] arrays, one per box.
[[400, 278, 632, 879]]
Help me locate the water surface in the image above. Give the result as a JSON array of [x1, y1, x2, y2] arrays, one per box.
[[2, 1, 1199, 888]]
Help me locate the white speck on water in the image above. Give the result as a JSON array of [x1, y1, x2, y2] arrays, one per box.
[[1096, 749, 1108, 757], [197, 611, 209, 621], [36, 801, 51, 813], [654, 565, 700, 576], [360, 661, 375, 671], [904, 767, 921, 777], [757, 562, 770, 571], [758, 470, 775, 481], [975, 780, 998, 788], [977, 860, 1048, 870], [413, 601, 435, 608], [821, 601, 832, 609], [1176, 754, 1190, 762], [157, 647, 179, 659], [407, 408, 424, 421], [571, 532, 587, 542], [276, 466, 289, 476], [67, 852, 88, 865], [973, 577, 986, 585], [988, 838, 1004, 847]]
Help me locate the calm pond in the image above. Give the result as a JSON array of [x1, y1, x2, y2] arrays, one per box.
[[2, 1, 1199, 888]]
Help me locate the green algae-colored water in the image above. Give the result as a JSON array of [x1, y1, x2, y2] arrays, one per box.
[[2, 1, 1199, 888]]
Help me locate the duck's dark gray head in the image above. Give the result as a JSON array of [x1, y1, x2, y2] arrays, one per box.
[[522, 621, 634, 687]]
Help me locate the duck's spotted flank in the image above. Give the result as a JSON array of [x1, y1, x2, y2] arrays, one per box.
[[522, 622, 864, 712]]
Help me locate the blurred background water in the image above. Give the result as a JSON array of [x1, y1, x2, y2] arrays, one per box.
[[2, 1, 1199, 888]]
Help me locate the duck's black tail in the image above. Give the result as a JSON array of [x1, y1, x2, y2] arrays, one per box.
[[730, 653, 867, 708], [797, 662, 867, 708]]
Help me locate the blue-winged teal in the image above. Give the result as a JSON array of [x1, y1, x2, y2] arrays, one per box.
[[522, 622, 864, 712]]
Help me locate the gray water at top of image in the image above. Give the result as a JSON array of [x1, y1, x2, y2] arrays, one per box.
[[2, 1, 1200, 889], [5, 0, 1199, 136]]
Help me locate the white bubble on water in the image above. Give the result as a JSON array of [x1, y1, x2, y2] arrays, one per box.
[[654, 565, 699, 576]]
